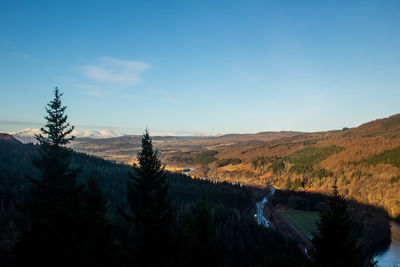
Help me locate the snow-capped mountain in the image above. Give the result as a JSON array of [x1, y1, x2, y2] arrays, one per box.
[[9, 128, 41, 143], [9, 128, 126, 143], [71, 129, 125, 139], [7, 128, 222, 144]]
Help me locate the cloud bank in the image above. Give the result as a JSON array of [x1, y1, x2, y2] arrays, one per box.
[[81, 57, 150, 85]]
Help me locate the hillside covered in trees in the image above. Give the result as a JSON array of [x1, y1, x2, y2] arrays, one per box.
[[0, 133, 312, 266], [62, 114, 400, 219], [164, 115, 400, 219]]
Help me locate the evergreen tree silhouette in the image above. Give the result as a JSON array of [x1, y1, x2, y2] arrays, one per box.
[[123, 129, 172, 267], [312, 185, 366, 267], [13, 88, 113, 267]]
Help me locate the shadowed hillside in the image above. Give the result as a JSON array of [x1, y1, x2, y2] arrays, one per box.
[[0, 135, 310, 266]]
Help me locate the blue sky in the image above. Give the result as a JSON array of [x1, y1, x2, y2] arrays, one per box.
[[0, 0, 399, 134]]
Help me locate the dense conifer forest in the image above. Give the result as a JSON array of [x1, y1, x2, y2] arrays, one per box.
[[0, 131, 311, 266]]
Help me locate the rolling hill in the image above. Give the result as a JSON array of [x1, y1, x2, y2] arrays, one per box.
[[67, 131, 304, 164]]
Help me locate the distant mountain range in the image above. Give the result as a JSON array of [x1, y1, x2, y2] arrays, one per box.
[[6, 128, 224, 144], [8, 128, 126, 143]]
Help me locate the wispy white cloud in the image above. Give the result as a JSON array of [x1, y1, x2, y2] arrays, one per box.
[[81, 57, 150, 85]]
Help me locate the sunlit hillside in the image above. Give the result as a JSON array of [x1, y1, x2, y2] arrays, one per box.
[[184, 114, 400, 218], [67, 114, 400, 218]]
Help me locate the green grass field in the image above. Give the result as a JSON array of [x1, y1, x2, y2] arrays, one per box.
[[279, 209, 320, 239]]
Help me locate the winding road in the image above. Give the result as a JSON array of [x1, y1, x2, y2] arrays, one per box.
[[256, 184, 313, 257], [256, 183, 275, 227]]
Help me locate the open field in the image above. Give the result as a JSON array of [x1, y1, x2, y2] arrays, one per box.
[[279, 209, 320, 239]]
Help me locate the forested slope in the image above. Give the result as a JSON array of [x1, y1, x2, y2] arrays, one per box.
[[167, 114, 400, 218], [0, 135, 307, 266]]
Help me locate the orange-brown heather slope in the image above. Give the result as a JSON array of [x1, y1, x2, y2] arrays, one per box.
[[174, 114, 400, 218]]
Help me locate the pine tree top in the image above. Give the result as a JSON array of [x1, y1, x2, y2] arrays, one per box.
[[136, 128, 164, 176], [35, 87, 74, 147]]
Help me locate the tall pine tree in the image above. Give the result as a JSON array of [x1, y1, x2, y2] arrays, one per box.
[[13, 88, 112, 267], [312, 185, 367, 267], [122, 129, 172, 267]]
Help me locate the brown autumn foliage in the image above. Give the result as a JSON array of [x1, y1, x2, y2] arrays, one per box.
[[171, 114, 400, 218]]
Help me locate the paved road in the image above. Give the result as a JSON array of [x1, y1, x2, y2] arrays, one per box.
[[256, 183, 275, 227], [255, 184, 313, 257]]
